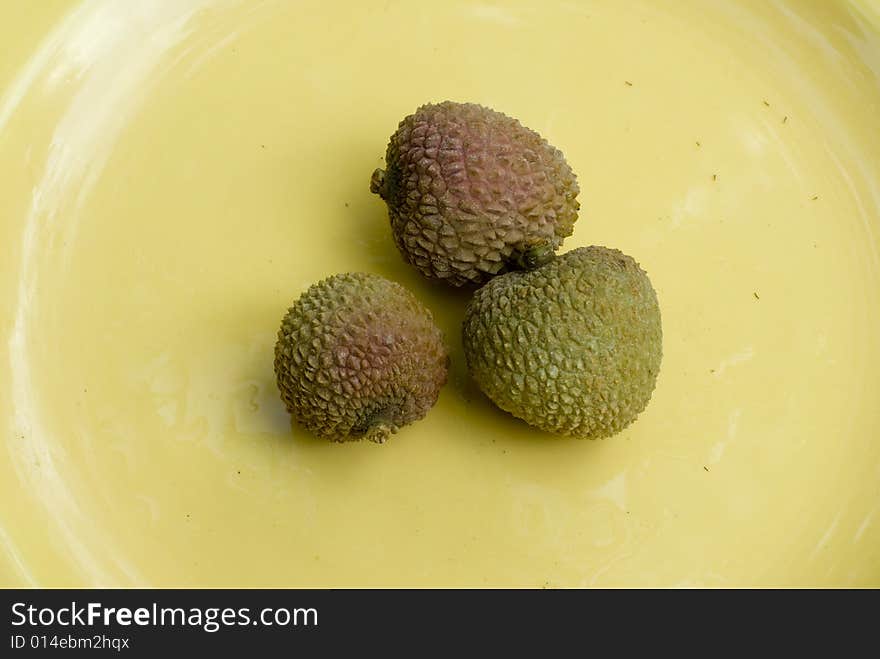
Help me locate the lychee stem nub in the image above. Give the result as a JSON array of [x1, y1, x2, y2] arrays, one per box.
[[370, 168, 387, 199]]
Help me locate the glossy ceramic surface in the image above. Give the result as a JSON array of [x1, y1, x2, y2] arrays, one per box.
[[1, 0, 879, 586]]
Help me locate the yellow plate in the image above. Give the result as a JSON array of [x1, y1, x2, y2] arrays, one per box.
[[2, 0, 879, 587]]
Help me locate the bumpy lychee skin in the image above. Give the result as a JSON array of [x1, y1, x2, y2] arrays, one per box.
[[371, 101, 580, 287], [274, 273, 448, 443], [462, 247, 662, 439]]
